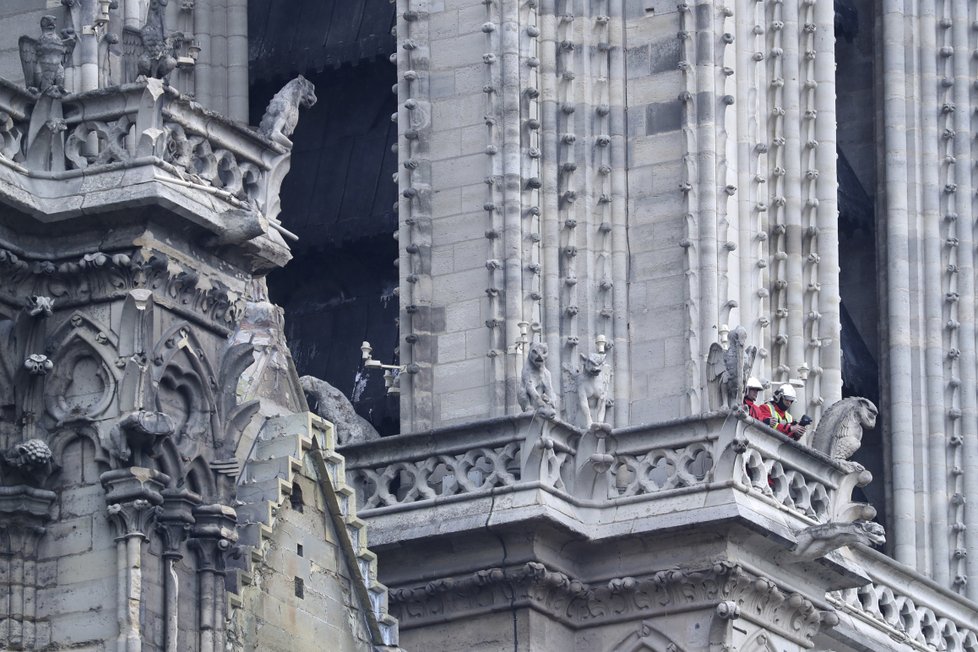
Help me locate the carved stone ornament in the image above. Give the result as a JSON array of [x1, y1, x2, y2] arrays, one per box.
[[18, 15, 76, 96], [517, 342, 558, 418], [792, 520, 886, 561], [809, 396, 878, 466], [123, 0, 183, 82], [0, 247, 245, 328], [301, 375, 380, 446], [388, 561, 836, 647], [571, 351, 612, 427], [105, 409, 175, 465], [707, 325, 757, 410], [1, 438, 53, 486], [258, 76, 318, 147]]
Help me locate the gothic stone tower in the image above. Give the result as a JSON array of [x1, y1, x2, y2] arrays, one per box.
[[337, 1, 978, 651], [0, 1, 400, 650]]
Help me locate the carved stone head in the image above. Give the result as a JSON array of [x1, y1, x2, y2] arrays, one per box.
[[580, 352, 606, 376], [40, 15, 57, 32], [527, 342, 547, 368]]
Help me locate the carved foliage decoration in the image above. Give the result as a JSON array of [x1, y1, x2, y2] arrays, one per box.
[[0, 247, 244, 327], [389, 561, 833, 646]]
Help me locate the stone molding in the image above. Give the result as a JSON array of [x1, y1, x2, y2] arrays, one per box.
[[0, 245, 245, 332], [389, 560, 835, 647]]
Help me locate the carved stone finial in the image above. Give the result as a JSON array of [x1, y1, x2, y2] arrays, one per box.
[[517, 343, 558, 419], [18, 15, 76, 96], [706, 325, 757, 410], [258, 76, 318, 147], [810, 397, 877, 465]]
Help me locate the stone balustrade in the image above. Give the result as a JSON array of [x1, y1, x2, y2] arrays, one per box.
[[830, 547, 978, 652], [343, 412, 978, 650], [343, 412, 868, 529], [0, 77, 295, 271]]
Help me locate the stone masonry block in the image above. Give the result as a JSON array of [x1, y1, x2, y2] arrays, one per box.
[[431, 153, 488, 188], [430, 36, 483, 72], [432, 212, 488, 247], [431, 93, 486, 129], [646, 101, 682, 136], [437, 330, 467, 364], [39, 516, 92, 559], [437, 385, 490, 423], [433, 267, 487, 303], [429, 9, 459, 40], [442, 297, 482, 332], [433, 356, 487, 393], [56, 547, 115, 585]]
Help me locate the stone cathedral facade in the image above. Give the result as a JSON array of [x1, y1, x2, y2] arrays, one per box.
[[0, 0, 976, 652]]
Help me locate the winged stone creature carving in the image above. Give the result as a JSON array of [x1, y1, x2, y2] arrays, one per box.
[[810, 396, 878, 466], [123, 0, 183, 82], [19, 15, 77, 96], [706, 325, 757, 410]]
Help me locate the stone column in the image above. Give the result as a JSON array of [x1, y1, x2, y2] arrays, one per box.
[[188, 504, 237, 652], [101, 467, 168, 652], [0, 486, 55, 651], [156, 488, 199, 652]]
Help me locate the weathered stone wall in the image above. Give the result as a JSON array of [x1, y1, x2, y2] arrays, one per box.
[[232, 473, 374, 651]]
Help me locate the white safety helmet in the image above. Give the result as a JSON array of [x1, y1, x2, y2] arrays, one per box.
[[746, 377, 763, 391], [775, 383, 797, 400]]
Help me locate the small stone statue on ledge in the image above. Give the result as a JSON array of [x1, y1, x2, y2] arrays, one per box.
[[518, 343, 558, 420], [707, 325, 757, 411], [19, 15, 76, 97]]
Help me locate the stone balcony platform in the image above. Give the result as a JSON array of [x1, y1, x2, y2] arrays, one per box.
[[0, 78, 294, 273], [342, 413, 978, 651]]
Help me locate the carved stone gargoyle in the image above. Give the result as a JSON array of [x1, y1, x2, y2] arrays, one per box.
[[566, 351, 612, 428], [809, 396, 878, 471], [792, 520, 886, 561], [706, 325, 757, 411], [105, 409, 175, 466], [258, 75, 318, 148], [517, 343, 558, 420], [19, 15, 77, 97], [123, 0, 183, 82]]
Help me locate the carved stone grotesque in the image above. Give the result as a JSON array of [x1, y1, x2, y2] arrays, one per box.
[[25, 295, 54, 317], [3, 438, 53, 476], [18, 15, 77, 96], [258, 76, 318, 147], [106, 409, 175, 465], [517, 343, 558, 419], [123, 0, 183, 81], [300, 375, 380, 446], [792, 520, 886, 561], [572, 352, 612, 427], [810, 397, 877, 466], [707, 325, 757, 410]]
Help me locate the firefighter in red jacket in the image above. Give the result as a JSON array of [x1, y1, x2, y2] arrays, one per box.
[[764, 384, 806, 440], [742, 377, 767, 420]]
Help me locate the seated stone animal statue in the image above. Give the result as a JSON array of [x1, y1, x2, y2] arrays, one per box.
[[259, 76, 318, 147], [575, 352, 612, 427], [810, 396, 878, 469], [517, 343, 558, 418]]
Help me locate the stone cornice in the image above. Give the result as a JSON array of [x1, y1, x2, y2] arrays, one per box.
[[0, 245, 245, 332], [389, 561, 836, 646]]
